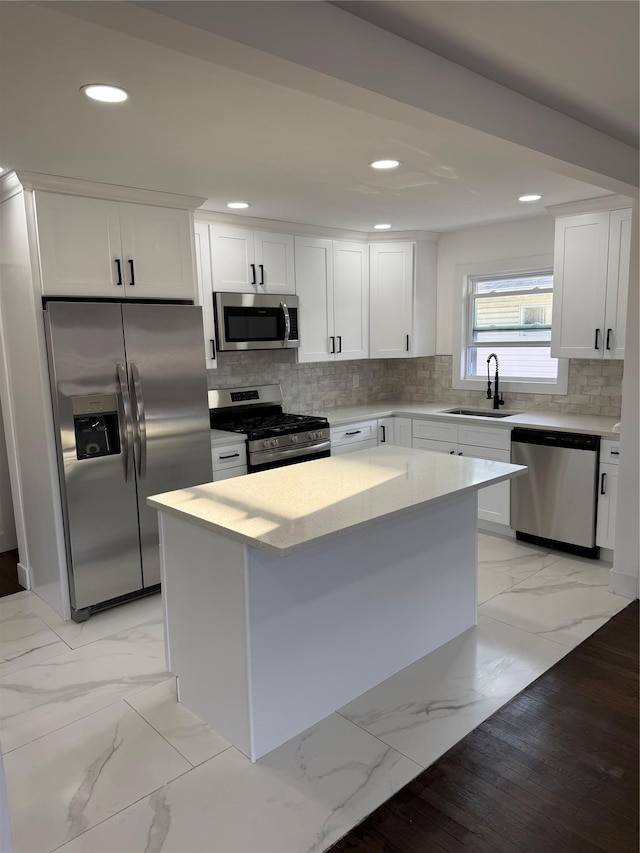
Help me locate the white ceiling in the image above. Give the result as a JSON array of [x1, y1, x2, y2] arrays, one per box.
[[0, 1, 637, 234]]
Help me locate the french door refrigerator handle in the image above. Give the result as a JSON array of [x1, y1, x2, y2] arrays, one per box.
[[130, 362, 147, 479], [116, 362, 134, 481]]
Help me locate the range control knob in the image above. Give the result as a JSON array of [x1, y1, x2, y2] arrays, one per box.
[[290, 434, 298, 444]]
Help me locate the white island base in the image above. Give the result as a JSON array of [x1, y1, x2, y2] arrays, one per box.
[[159, 492, 479, 762]]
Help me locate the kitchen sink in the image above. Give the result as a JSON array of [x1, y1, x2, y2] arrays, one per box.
[[440, 408, 521, 419]]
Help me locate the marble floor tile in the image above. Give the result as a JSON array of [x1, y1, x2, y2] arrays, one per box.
[[0, 619, 169, 754], [0, 590, 65, 630], [0, 612, 70, 677], [126, 677, 231, 767], [478, 555, 630, 646], [338, 615, 569, 769], [4, 700, 191, 852], [55, 712, 421, 853], [477, 535, 564, 604], [51, 593, 163, 649]]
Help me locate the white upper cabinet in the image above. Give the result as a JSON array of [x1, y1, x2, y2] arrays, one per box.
[[35, 192, 196, 299], [194, 221, 217, 370], [209, 225, 295, 294], [294, 237, 368, 363], [369, 242, 414, 358], [551, 206, 632, 359]]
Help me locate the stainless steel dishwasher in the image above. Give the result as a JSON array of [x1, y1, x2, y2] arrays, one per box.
[[511, 429, 600, 558]]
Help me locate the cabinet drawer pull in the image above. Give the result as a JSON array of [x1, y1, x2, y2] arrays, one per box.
[[250, 264, 257, 286], [610, 448, 619, 456], [345, 430, 362, 436], [337, 335, 342, 353], [380, 425, 386, 443], [406, 334, 410, 352], [594, 328, 600, 350], [220, 452, 240, 460], [128, 259, 135, 286], [259, 264, 264, 286], [329, 336, 335, 354], [606, 328, 612, 350], [600, 472, 607, 495], [458, 451, 463, 456], [210, 339, 216, 360], [115, 258, 123, 286], [449, 450, 455, 454]]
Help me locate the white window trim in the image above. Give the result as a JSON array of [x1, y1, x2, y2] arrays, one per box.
[[452, 254, 569, 395]]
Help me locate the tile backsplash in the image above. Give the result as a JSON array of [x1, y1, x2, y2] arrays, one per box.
[[207, 353, 623, 419]]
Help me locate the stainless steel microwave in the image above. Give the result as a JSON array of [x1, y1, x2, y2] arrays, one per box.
[[214, 292, 300, 351]]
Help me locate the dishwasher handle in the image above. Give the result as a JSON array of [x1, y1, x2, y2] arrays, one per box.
[[511, 428, 600, 452]]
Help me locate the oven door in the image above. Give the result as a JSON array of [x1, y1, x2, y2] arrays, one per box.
[[249, 441, 331, 473], [215, 293, 299, 351]]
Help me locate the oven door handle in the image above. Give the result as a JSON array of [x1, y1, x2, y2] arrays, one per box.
[[251, 439, 331, 468], [280, 301, 291, 347]]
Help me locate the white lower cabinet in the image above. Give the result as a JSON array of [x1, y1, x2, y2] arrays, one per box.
[[412, 419, 511, 527], [596, 440, 619, 549], [378, 416, 412, 448], [212, 440, 248, 481], [330, 420, 378, 455]]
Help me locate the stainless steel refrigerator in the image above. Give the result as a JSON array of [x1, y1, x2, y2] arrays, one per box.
[[44, 301, 213, 622]]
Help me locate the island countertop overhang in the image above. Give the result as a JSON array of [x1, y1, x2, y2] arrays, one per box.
[[148, 445, 526, 556]]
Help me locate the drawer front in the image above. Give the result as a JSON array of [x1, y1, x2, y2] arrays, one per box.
[[457, 444, 511, 463], [212, 442, 247, 471], [213, 465, 247, 481], [457, 424, 510, 451], [600, 440, 620, 465], [332, 437, 378, 455], [331, 419, 378, 447], [412, 419, 459, 444], [413, 437, 458, 454]]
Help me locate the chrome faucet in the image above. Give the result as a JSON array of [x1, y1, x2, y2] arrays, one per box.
[[486, 353, 505, 410]]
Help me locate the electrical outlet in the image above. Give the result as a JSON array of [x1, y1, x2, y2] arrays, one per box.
[[353, 374, 360, 388]]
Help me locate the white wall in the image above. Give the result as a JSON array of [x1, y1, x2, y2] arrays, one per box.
[[435, 216, 555, 354]]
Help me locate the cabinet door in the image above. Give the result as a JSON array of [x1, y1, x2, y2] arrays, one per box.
[[254, 232, 295, 294], [596, 462, 618, 549], [378, 417, 394, 445], [551, 213, 610, 358], [369, 243, 414, 358], [194, 222, 217, 369], [209, 225, 256, 292], [393, 417, 413, 448], [36, 192, 122, 296], [333, 241, 369, 361], [294, 236, 334, 363], [603, 208, 632, 359], [457, 444, 511, 526], [119, 204, 195, 299]]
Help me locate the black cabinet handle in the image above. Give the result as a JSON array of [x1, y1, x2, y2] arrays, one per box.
[[210, 339, 216, 360], [337, 335, 342, 353], [600, 472, 607, 495], [345, 430, 362, 436], [250, 264, 257, 286], [115, 259, 123, 286], [406, 334, 410, 352], [259, 264, 264, 286], [458, 451, 463, 456], [606, 328, 612, 350], [128, 259, 135, 286], [594, 328, 600, 350], [610, 448, 619, 457], [381, 425, 386, 443], [449, 450, 455, 454], [220, 452, 240, 460], [330, 336, 335, 354]]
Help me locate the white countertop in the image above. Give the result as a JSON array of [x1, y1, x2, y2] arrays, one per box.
[[149, 445, 525, 555], [319, 401, 621, 439]]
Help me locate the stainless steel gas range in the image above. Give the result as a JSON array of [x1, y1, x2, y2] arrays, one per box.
[[208, 384, 330, 473]]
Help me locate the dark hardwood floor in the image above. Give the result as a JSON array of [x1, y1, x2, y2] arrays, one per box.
[[330, 601, 639, 853], [0, 548, 23, 597]]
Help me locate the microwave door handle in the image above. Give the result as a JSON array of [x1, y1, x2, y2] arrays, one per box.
[[130, 362, 147, 479], [116, 362, 133, 481], [280, 301, 291, 347]]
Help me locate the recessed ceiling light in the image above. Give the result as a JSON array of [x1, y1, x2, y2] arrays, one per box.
[[369, 159, 401, 170], [518, 194, 542, 202], [227, 201, 250, 209], [81, 84, 129, 103], [374, 223, 392, 230]]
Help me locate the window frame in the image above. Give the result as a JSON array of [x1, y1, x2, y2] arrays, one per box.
[[452, 255, 569, 395]]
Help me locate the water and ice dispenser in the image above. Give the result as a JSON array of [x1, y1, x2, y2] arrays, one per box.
[[71, 395, 121, 460]]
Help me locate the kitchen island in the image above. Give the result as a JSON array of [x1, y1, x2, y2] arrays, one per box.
[[149, 446, 525, 761]]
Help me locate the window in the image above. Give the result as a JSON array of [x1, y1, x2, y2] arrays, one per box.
[[452, 255, 568, 395], [467, 271, 558, 381]]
